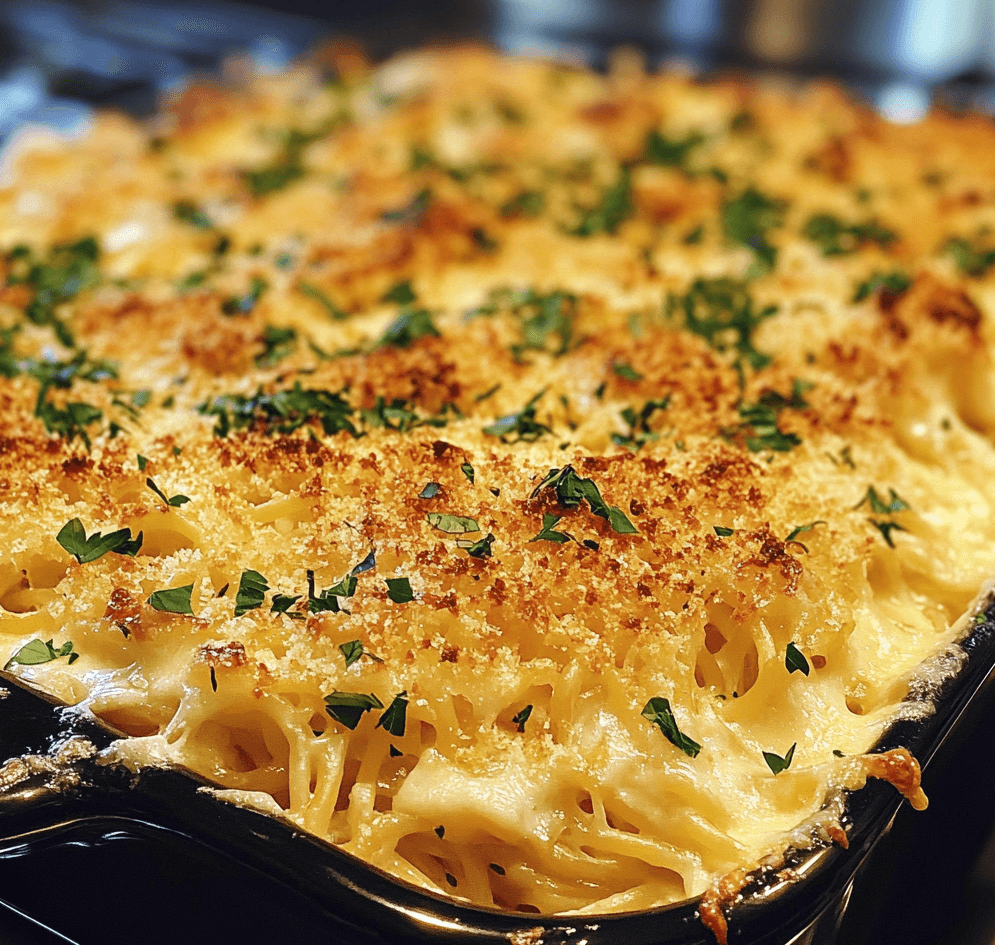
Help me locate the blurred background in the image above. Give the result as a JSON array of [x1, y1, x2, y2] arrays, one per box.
[[2, 1, 995, 943]]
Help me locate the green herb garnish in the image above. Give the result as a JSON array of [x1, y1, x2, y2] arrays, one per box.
[[785, 642, 810, 676], [854, 486, 909, 514], [221, 277, 268, 317], [529, 513, 574, 544], [298, 281, 348, 320], [323, 691, 384, 729], [666, 278, 777, 370], [200, 383, 358, 438], [376, 691, 408, 736], [56, 518, 142, 563], [483, 391, 552, 442], [612, 397, 670, 450], [569, 168, 632, 237], [427, 513, 480, 534], [173, 200, 213, 230], [722, 188, 786, 275], [531, 465, 638, 534], [852, 271, 911, 303], [641, 697, 701, 758], [459, 533, 495, 558], [234, 570, 269, 617], [946, 236, 995, 277], [763, 743, 796, 775], [500, 190, 545, 218], [803, 214, 895, 257], [382, 188, 432, 225], [512, 704, 533, 732], [149, 584, 195, 616], [713, 525, 734, 537], [255, 325, 297, 367], [386, 577, 414, 603], [146, 477, 190, 508], [419, 482, 441, 499], [4, 638, 79, 671], [460, 462, 475, 484]]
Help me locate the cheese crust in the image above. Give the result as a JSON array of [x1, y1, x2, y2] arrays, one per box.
[[2, 44, 995, 915]]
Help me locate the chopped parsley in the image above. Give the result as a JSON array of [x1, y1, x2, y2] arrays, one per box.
[[725, 380, 812, 453], [803, 214, 895, 257], [339, 640, 382, 667], [323, 691, 384, 729], [529, 513, 574, 545], [785, 521, 826, 550], [221, 277, 268, 317], [360, 396, 456, 433], [852, 270, 911, 303], [459, 533, 495, 558], [643, 129, 705, 171], [148, 584, 195, 616], [271, 594, 303, 618], [722, 188, 786, 275], [612, 362, 643, 382], [4, 638, 79, 671], [460, 462, 475, 483], [512, 704, 533, 732], [427, 513, 480, 534], [713, 525, 734, 537], [173, 200, 213, 230], [382, 281, 417, 305], [255, 326, 297, 367], [946, 236, 995, 277], [376, 691, 408, 736], [34, 396, 103, 449], [568, 167, 632, 237], [763, 743, 796, 775], [386, 577, 414, 603], [870, 519, 908, 548], [200, 383, 358, 438], [666, 278, 777, 370], [500, 190, 545, 218], [468, 288, 577, 361], [145, 477, 190, 508], [376, 308, 440, 348], [612, 397, 670, 450], [243, 121, 343, 197], [298, 281, 348, 320], [382, 188, 432, 225], [56, 518, 142, 563], [785, 642, 810, 676], [641, 697, 701, 758], [234, 570, 269, 617], [853, 486, 909, 515], [419, 482, 441, 499], [483, 391, 552, 442], [531, 465, 637, 534]]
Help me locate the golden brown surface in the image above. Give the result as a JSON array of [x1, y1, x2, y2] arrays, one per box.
[[2, 45, 995, 916]]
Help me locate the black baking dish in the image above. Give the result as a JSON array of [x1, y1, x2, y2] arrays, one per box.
[[5, 3, 995, 943], [3, 592, 995, 945]]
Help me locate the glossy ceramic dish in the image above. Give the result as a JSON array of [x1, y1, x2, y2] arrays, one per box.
[[2, 589, 994, 945]]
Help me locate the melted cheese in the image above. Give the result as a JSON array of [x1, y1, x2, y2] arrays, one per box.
[[1, 45, 995, 915]]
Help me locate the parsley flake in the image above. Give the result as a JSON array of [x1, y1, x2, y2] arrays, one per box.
[[323, 691, 384, 729], [713, 525, 734, 537], [641, 697, 701, 758], [946, 236, 995, 277], [803, 214, 895, 256], [148, 584, 195, 616], [852, 271, 911, 304], [4, 638, 79, 671], [56, 518, 142, 563], [234, 570, 269, 617], [298, 281, 349, 320], [146, 477, 190, 508], [530, 465, 638, 534], [870, 519, 908, 548], [339, 640, 382, 667], [666, 278, 777, 370], [569, 168, 632, 237], [376, 308, 440, 348], [377, 691, 409, 736], [482, 391, 552, 442], [512, 704, 533, 732], [427, 513, 480, 534], [612, 362, 643, 382], [785, 642, 810, 676], [763, 743, 796, 775], [854, 486, 910, 515], [722, 188, 786, 275], [459, 533, 495, 558], [529, 513, 574, 545], [419, 482, 441, 499], [386, 577, 414, 603], [461, 462, 475, 484]]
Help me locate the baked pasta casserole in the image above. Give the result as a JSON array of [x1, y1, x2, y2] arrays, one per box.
[[1, 43, 994, 932]]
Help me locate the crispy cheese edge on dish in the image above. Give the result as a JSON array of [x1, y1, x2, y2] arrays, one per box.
[[2, 44, 995, 915]]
